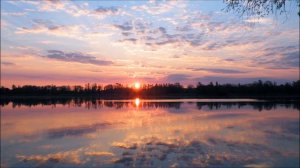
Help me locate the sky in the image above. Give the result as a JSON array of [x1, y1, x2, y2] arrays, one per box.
[[1, 0, 299, 87]]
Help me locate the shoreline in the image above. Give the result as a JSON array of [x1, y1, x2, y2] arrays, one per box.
[[1, 95, 300, 101]]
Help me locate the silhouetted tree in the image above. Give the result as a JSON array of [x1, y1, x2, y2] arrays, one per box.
[[224, 0, 300, 17], [1, 80, 299, 99]]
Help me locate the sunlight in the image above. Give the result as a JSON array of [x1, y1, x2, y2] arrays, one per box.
[[135, 98, 140, 107], [134, 82, 141, 90]]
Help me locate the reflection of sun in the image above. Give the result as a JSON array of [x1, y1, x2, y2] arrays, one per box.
[[134, 82, 141, 89], [135, 98, 140, 107]]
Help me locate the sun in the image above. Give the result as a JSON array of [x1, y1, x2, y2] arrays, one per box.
[[134, 82, 141, 89]]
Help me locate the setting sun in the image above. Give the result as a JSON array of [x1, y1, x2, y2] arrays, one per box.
[[134, 82, 141, 89]]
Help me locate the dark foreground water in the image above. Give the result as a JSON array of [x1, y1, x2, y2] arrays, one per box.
[[1, 99, 299, 168]]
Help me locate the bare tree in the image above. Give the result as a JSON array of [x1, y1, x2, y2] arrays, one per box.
[[223, 0, 300, 18]]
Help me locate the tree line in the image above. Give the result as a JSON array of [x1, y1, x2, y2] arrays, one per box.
[[1, 80, 299, 99]]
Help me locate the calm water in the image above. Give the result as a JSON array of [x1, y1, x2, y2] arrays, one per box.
[[1, 99, 299, 168]]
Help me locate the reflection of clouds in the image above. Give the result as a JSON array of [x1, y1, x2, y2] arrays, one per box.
[[12, 133, 42, 144], [196, 113, 249, 120], [47, 122, 119, 139], [279, 120, 299, 135], [84, 151, 114, 157], [13, 134, 294, 167], [15, 147, 116, 167], [38, 144, 60, 150], [112, 142, 138, 150], [2, 102, 299, 167], [109, 136, 286, 167], [251, 117, 300, 143], [16, 148, 83, 165]]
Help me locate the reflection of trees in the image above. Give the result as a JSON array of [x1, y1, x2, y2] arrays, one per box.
[[224, 0, 300, 17], [4, 98, 73, 108], [140, 102, 182, 109], [196, 101, 299, 111], [1, 98, 299, 111]]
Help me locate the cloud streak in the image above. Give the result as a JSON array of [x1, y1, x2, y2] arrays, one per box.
[[94, 6, 120, 15], [47, 122, 113, 139], [1, 61, 16, 66], [254, 45, 299, 69], [164, 74, 191, 83], [15, 21, 82, 38], [190, 68, 248, 74], [45, 50, 113, 66]]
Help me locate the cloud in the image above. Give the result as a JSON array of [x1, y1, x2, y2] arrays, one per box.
[[164, 74, 191, 83], [120, 38, 138, 43], [1, 61, 15, 66], [201, 42, 224, 50], [15, 1, 263, 52], [1, 70, 131, 86], [196, 76, 294, 84], [45, 50, 113, 66], [190, 68, 248, 74], [254, 45, 299, 69], [122, 32, 132, 36], [1, 11, 27, 16], [200, 35, 262, 51], [113, 18, 151, 33], [224, 58, 236, 62], [1, 19, 9, 28], [47, 122, 113, 139], [158, 27, 166, 34], [84, 151, 114, 157], [76, 6, 128, 18], [281, 51, 299, 67], [16, 149, 82, 165], [114, 22, 133, 31], [2, 1, 299, 87], [112, 142, 138, 150], [15, 18, 114, 42], [113, 10, 260, 49], [39, 0, 65, 11], [131, 1, 176, 15], [15, 22, 82, 38], [244, 17, 273, 24], [263, 45, 298, 54], [40, 40, 58, 44], [93, 6, 119, 15], [116, 22, 204, 47], [27, 1, 126, 18]]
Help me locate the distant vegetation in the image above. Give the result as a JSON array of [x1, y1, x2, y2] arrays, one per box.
[[1, 80, 299, 99]]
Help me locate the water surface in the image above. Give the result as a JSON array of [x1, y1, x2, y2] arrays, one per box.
[[1, 99, 299, 167]]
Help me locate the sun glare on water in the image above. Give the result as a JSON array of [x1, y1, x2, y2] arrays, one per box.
[[135, 98, 140, 107]]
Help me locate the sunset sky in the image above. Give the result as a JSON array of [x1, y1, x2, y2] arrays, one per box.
[[1, 0, 299, 87]]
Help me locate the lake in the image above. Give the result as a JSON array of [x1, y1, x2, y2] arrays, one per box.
[[1, 99, 299, 168]]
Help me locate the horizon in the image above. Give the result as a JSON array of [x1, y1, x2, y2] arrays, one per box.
[[1, 0, 299, 87]]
